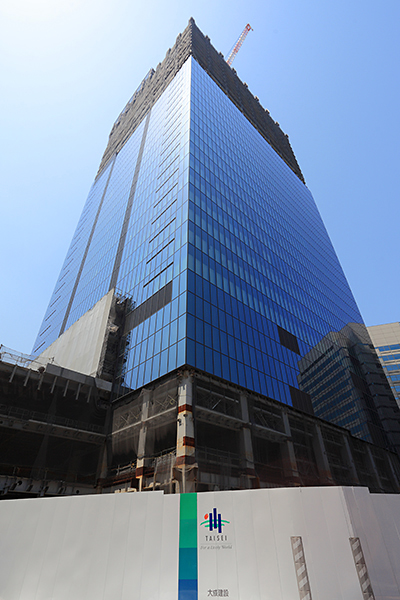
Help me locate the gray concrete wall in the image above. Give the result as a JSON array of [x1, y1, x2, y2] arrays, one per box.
[[31, 290, 114, 377]]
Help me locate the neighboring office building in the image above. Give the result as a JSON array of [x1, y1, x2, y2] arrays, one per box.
[[368, 322, 400, 408], [13, 18, 400, 493], [297, 322, 400, 455]]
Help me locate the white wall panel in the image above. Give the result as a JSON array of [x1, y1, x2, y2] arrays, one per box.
[[343, 487, 400, 600], [51, 494, 91, 600], [1, 497, 45, 600], [232, 490, 262, 600], [298, 487, 361, 600], [268, 487, 309, 600], [103, 492, 135, 600], [316, 487, 359, 599], [139, 492, 165, 600], [370, 494, 400, 591], [32, 494, 69, 600], [120, 491, 153, 600], [249, 489, 282, 600], [160, 495, 179, 600], [82, 493, 117, 598]]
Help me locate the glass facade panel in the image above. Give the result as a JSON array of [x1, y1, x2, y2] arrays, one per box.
[[33, 162, 114, 353], [33, 58, 192, 389], [33, 54, 395, 447], [185, 59, 368, 423]]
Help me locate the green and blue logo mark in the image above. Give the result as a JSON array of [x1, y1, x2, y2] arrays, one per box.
[[179, 494, 198, 600], [200, 508, 230, 534]]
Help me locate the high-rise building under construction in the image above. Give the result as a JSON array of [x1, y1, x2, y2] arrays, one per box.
[[27, 18, 400, 493]]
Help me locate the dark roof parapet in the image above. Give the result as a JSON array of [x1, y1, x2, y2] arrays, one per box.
[[97, 18, 305, 183]]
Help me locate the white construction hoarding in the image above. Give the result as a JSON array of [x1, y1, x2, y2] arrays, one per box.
[[0, 486, 399, 599]]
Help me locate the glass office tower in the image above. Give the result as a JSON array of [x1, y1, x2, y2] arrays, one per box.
[[368, 322, 400, 408], [33, 19, 400, 453]]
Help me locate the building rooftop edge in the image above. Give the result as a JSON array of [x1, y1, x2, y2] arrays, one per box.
[[367, 322, 400, 329], [96, 18, 305, 184]]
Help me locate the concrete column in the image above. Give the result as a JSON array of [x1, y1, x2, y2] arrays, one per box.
[[342, 434, 360, 485], [366, 445, 383, 491], [175, 371, 196, 493], [239, 393, 256, 488], [95, 442, 108, 493], [312, 424, 334, 485], [96, 401, 113, 493], [31, 395, 57, 480], [281, 411, 301, 485], [136, 389, 151, 492], [385, 453, 400, 492]]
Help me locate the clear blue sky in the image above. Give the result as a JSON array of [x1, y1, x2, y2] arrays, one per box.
[[1, 0, 399, 355]]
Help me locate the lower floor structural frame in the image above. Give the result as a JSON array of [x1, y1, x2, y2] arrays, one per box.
[[105, 368, 400, 495], [1, 358, 399, 499]]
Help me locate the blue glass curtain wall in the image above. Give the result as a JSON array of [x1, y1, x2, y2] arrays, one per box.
[[33, 162, 114, 354], [33, 59, 192, 390], [116, 60, 191, 391], [186, 59, 370, 438], [33, 55, 377, 443]]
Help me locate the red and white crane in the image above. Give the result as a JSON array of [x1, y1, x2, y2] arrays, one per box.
[[226, 24, 253, 67]]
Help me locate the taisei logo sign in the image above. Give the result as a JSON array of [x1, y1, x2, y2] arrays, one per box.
[[200, 508, 230, 541]]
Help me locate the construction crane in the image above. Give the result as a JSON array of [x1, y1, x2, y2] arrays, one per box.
[[226, 24, 253, 67]]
